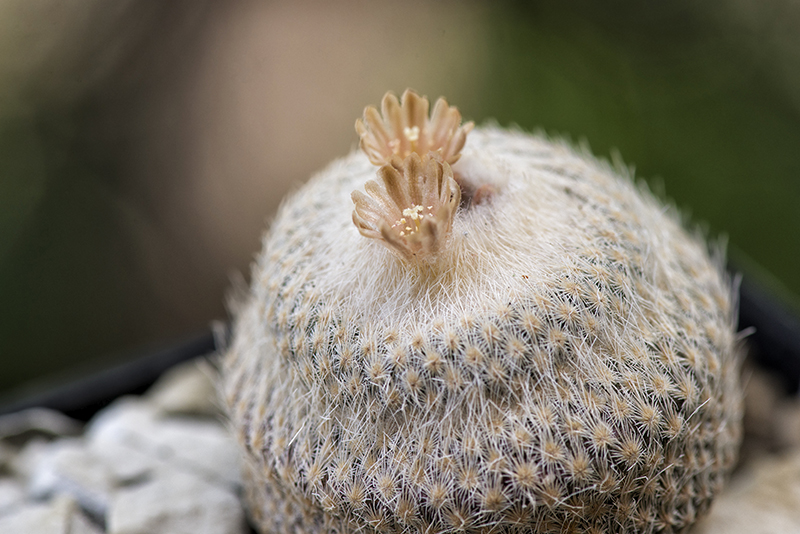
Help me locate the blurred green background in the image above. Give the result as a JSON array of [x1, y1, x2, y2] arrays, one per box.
[[1, 0, 798, 399]]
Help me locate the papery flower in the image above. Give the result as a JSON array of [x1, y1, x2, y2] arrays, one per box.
[[352, 152, 460, 261], [355, 89, 474, 167]]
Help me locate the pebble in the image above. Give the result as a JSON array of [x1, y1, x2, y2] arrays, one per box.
[[0, 478, 25, 516], [146, 359, 221, 418], [0, 408, 82, 446], [28, 438, 117, 520], [72, 511, 106, 534], [107, 471, 245, 534], [86, 397, 240, 488], [11, 438, 51, 481], [0, 494, 80, 534], [694, 449, 800, 533]]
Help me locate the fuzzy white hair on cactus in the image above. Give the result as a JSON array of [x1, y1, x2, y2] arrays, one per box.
[[221, 89, 743, 534]]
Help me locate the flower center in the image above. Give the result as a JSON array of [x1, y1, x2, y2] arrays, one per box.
[[403, 126, 420, 153], [393, 204, 434, 237]]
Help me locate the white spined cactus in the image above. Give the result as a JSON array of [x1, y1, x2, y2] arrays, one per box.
[[221, 89, 742, 534]]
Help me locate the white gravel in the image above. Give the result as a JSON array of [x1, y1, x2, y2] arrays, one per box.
[[0, 359, 247, 534]]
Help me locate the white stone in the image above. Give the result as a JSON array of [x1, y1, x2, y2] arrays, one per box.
[[107, 470, 245, 534], [90, 440, 155, 485], [85, 397, 157, 447], [71, 509, 106, 534], [146, 417, 241, 488], [146, 359, 221, 417], [0, 408, 81, 444], [87, 397, 241, 489], [10, 438, 51, 481], [0, 478, 25, 517], [0, 493, 76, 534], [28, 439, 115, 520], [693, 449, 800, 533]]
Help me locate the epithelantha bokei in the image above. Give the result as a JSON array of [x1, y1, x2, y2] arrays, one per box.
[[221, 89, 743, 534]]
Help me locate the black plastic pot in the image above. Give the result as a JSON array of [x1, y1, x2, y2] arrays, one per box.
[[0, 330, 218, 421]]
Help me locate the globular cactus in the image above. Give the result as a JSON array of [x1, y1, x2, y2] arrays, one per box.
[[221, 89, 742, 534]]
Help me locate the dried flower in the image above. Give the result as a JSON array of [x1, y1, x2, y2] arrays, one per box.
[[351, 152, 460, 261], [355, 89, 474, 166]]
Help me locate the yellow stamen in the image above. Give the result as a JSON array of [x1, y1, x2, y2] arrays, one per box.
[[404, 126, 420, 142], [396, 204, 429, 235]]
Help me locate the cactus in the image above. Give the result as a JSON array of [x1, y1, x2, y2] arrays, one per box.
[[221, 90, 742, 534]]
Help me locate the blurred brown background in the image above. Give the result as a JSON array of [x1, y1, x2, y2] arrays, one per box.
[[1, 0, 799, 398]]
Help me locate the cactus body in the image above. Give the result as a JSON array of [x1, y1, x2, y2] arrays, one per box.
[[222, 124, 741, 534]]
